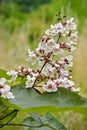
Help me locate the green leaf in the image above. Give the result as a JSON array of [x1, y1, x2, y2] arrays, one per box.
[[0, 101, 7, 113], [0, 69, 10, 79], [23, 113, 67, 130], [0, 69, 24, 86], [1, 85, 87, 115], [0, 109, 18, 128]]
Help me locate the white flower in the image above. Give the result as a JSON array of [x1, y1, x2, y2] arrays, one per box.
[[70, 46, 76, 52], [0, 78, 6, 85], [6, 91, 14, 99], [53, 44, 64, 55], [47, 39, 56, 48], [1, 90, 14, 99], [63, 55, 73, 67], [3, 84, 10, 91], [38, 42, 46, 50], [42, 64, 55, 78], [59, 69, 70, 78], [71, 87, 80, 92], [7, 70, 18, 82], [64, 79, 75, 88], [58, 55, 73, 68], [64, 42, 76, 52], [45, 23, 64, 36], [45, 29, 52, 36], [68, 32, 78, 44], [26, 75, 36, 88], [27, 49, 37, 65], [65, 55, 73, 61], [38, 38, 56, 54], [39, 59, 45, 68], [43, 80, 57, 92], [0, 78, 14, 99], [65, 18, 77, 31], [54, 78, 75, 89], [54, 78, 63, 87], [54, 78, 64, 88]]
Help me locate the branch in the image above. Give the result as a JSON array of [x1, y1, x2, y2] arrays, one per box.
[[0, 109, 18, 121], [0, 109, 18, 128], [57, 34, 61, 43], [0, 123, 57, 130], [33, 52, 52, 87]]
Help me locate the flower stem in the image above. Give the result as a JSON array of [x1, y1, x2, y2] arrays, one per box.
[[57, 34, 61, 43], [33, 52, 52, 88]]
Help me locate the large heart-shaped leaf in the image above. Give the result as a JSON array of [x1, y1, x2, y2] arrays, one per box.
[[23, 113, 67, 130], [1, 85, 87, 115]]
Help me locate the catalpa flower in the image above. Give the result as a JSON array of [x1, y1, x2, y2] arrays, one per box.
[[43, 80, 57, 92], [0, 78, 14, 99], [26, 75, 36, 88], [7, 70, 18, 82], [64, 78, 75, 89], [27, 49, 37, 65], [66, 18, 77, 31], [68, 31, 78, 45], [61, 55, 73, 68], [38, 38, 56, 54], [42, 64, 55, 78], [45, 23, 64, 36], [59, 69, 70, 79], [53, 44, 64, 54], [71, 87, 80, 92], [54, 78, 75, 89]]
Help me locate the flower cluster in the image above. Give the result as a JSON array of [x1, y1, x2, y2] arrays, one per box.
[[23, 17, 79, 93], [0, 78, 14, 99], [0, 15, 80, 99]]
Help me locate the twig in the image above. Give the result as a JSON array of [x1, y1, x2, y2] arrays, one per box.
[[0, 123, 57, 130], [57, 34, 61, 43]]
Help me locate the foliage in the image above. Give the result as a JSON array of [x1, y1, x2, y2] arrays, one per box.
[[0, 79, 87, 129], [23, 113, 67, 130], [0, 1, 87, 129], [0, 14, 87, 130], [1, 85, 87, 115]]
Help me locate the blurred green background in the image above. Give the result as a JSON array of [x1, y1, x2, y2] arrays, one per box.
[[0, 0, 87, 130]]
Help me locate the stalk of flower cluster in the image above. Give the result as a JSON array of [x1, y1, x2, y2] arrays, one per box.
[[4, 15, 80, 99]]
